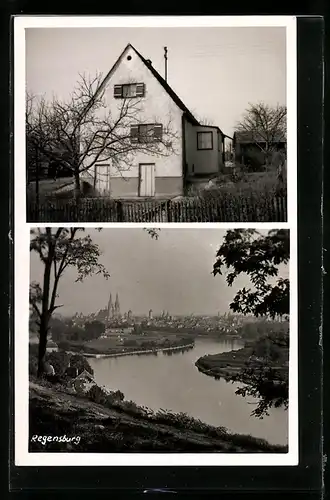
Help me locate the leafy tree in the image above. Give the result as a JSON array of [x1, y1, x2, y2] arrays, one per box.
[[232, 331, 289, 418], [84, 320, 105, 340], [213, 229, 290, 417], [213, 229, 289, 319], [49, 316, 67, 342], [46, 350, 70, 377], [69, 354, 94, 376], [30, 228, 109, 377], [66, 325, 86, 342]]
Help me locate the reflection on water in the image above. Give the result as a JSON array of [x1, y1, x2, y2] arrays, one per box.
[[89, 338, 288, 446]]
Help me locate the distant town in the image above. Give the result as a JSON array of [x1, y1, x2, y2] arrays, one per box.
[[29, 290, 288, 351]]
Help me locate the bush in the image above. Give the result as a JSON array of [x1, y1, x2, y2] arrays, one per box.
[[29, 347, 94, 380], [114, 399, 149, 418], [29, 355, 38, 376], [46, 351, 70, 376], [113, 390, 125, 401], [57, 340, 71, 351], [69, 353, 94, 376], [152, 409, 227, 436], [85, 384, 108, 405], [244, 148, 266, 172]]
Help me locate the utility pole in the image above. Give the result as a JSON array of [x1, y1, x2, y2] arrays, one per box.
[[164, 47, 168, 82]]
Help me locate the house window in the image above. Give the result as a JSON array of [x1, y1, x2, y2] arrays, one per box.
[[130, 124, 163, 143], [197, 131, 213, 150], [114, 83, 145, 98]]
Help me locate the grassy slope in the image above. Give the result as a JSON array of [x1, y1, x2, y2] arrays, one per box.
[[29, 382, 287, 453]]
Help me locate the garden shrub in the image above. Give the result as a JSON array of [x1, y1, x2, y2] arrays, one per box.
[[85, 384, 108, 405], [244, 148, 266, 172], [69, 353, 94, 376], [46, 351, 70, 376]]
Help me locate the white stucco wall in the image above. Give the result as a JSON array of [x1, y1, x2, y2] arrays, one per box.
[[184, 121, 222, 176], [81, 46, 183, 193]]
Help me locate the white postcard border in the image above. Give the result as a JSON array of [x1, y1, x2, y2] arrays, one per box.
[[14, 15, 297, 466]]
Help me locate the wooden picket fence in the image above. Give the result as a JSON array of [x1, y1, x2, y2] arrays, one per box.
[[27, 191, 287, 223]]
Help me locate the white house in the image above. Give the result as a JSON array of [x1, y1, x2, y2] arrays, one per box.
[[80, 44, 227, 199]]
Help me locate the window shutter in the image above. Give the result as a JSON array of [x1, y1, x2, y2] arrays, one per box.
[[114, 85, 122, 98], [130, 125, 139, 143], [136, 83, 145, 97], [153, 124, 163, 141]]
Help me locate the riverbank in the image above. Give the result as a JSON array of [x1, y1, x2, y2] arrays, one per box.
[[195, 347, 249, 380], [65, 342, 195, 359], [195, 340, 289, 381], [29, 381, 287, 453]]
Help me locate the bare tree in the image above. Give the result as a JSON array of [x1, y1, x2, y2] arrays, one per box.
[[236, 102, 287, 166], [192, 112, 215, 126], [26, 73, 179, 200]]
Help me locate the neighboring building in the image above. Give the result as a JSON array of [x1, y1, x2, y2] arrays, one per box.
[[103, 327, 133, 337], [46, 339, 58, 353], [71, 370, 95, 394], [79, 44, 228, 199], [233, 131, 286, 166], [26, 134, 74, 182]]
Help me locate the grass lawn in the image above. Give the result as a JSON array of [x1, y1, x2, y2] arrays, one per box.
[[65, 331, 188, 355], [188, 169, 283, 198]]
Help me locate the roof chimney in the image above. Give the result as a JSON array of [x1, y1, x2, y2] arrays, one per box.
[[164, 47, 168, 82]]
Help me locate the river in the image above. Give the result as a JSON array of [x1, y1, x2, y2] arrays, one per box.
[[88, 338, 288, 446]]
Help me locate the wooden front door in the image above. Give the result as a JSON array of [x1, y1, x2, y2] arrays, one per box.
[[139, 164, 155, 197]]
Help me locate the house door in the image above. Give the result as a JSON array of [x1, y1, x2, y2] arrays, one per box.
[[139, 164, 155, 197]]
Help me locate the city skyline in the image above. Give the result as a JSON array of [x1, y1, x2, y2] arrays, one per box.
[[63, 289, 247, 318], [30, 228, 289, 317]]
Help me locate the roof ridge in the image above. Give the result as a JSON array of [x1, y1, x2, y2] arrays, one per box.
[[131, 45, 200, 125], [98, 43, 200, 126]]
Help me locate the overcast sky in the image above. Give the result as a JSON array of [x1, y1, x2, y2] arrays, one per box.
[[26, 26, 286, 137], [30, 228, 289, 317]]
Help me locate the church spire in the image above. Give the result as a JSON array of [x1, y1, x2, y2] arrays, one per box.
[[115, 293, 120, 317], [107, 292, 113, 325]]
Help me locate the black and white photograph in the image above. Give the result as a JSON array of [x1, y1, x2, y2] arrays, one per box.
[[20, 18, 294, 223], [25, 227, 292, 461], [13, 16, 298, 469]]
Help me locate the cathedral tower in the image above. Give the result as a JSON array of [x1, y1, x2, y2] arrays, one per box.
[[115, 293, 121, 318], [107, 293, 113, 326]]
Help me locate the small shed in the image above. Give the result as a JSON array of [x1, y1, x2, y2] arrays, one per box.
[[71, 369, 96, 395]]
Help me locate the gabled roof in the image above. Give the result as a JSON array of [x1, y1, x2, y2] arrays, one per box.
[[98, 43, 200, 126], [74, 369, 95, 381]]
